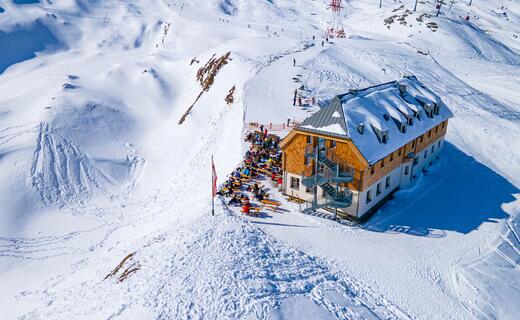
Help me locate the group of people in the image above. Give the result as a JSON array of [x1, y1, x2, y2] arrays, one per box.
[[217, 130, 284, 215]]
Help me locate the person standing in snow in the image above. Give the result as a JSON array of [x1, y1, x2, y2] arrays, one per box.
[[321, 40, 324, 47], [293, 89, 297, 106], [293, 58, 296, 67], [259, 124, 264, 133]]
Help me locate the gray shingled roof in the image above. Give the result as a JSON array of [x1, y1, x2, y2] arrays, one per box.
[[299, 96, 349, 139]]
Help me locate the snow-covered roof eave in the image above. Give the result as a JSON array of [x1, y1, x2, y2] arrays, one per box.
[[297, 126, 350, 140]]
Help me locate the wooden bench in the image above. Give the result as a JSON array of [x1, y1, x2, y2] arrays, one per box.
[[286, 196, 305, 204], [260, 199, 281, 212], [222, 187, 240, 193], [256, 168, 272, 175], [261, 199, 280, 206]]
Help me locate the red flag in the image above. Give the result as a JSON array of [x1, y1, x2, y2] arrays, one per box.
[[212, 156, 217, 198]]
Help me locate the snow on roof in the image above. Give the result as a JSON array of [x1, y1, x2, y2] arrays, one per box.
[[298, 76, 454, 164], [301, 123, 346, 135]]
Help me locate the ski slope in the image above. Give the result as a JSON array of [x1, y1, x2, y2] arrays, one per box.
[[1, 0, 519, 319]]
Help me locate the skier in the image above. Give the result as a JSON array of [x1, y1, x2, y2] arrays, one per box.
[[293, 89, 297, 106], [298, 96, 302, 106], [293, 58, 296, 67], [259, 124, 264, 133], [321, 40, 324, 47]]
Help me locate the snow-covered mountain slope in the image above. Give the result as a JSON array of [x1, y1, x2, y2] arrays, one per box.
[[0, 0, 519, 319]]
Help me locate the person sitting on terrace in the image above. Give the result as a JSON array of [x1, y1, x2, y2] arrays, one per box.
[[228, 194, 241, 206]]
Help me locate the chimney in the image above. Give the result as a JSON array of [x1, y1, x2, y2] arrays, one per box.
[[357, 123, 365, 134]]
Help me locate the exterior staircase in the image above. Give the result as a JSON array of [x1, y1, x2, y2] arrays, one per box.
[[301, 148, 354, 214]]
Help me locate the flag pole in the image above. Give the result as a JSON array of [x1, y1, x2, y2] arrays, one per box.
[[211, 155, 215, 216]]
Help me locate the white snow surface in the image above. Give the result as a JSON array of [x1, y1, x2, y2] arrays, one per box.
[[1, 0, 520, 319]]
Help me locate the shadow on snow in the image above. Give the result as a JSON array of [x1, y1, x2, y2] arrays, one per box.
[[0, 19, 63, 75], [363, 142, 518, 237]]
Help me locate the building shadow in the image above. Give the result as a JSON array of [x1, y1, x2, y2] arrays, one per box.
[[362, 142, 518, 237]]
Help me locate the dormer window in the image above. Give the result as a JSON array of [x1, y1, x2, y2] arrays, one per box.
[[382, 132, 388, 143], [408, 117, 413, 126], [371, 124, 388, 144], [434, 104, 440, 115], [383, 114, 390, 121], [357, 123, 365, 134], [400, 123, 407, 133]]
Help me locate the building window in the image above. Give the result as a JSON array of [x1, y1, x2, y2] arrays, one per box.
[[376, 183, 381, 196], [405, 166, 409, 175], [424, 150, 428, 159], [304, 155, 309, 165], [290, 177, 300, 190], [428, 130, 432, 138], [330, 140, 336, 148], [412, 140, 415, 148], [438, 140, 441, 147], [420, 135, 424, 143], [398, 148, 402, 156], [366, 189, 372, 204], [371, 166, 375, 175], [381, 158, 385, 168], [386, 176, 390, 188], [431, 145, 435, 153], [442, 121, 446, 129], [390, 153, 394, 161], [435, 126, 439, 133]]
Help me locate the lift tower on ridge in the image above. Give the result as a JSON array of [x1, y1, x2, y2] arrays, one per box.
[[326, 0, 346, 38]]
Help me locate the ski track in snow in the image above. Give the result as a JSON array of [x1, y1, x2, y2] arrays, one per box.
[[30, 122, 104, 206]]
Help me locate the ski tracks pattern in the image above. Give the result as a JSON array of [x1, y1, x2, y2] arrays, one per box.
[[30, 122, 104, 206]]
